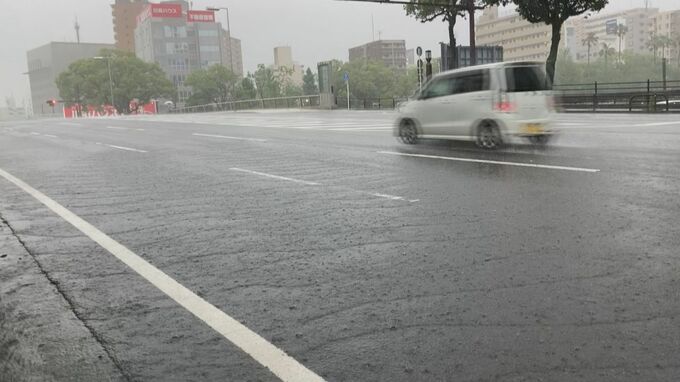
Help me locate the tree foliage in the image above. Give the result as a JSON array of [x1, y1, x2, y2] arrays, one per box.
[[330, 59, 419, 101], [302, 68, 318, 95], [405, 0, 466, 70], [55, 49, 174, 114], [555, 50, 680, 85], [184, 65, 239, 106]]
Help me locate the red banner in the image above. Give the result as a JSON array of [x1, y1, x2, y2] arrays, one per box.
[[138, 3, 183, 23], [187, 10, 215, 23]]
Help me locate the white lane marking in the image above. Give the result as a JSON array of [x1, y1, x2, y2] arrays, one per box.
[[106, 126, 129, 130], [378, 151, 600, 173], [43, 134, 58, 138], [192, 133, 266, 142], [230, 168, 320, 186], [136, 129, 145, 131], [369, 192, 419, 203], [328, 127, 392, 131], [58, 122, 82, 127], [0, 167, 325, 382], [106, 144, 148, 153], [634, 121, 680, 127], [30, 132, 40, 135]]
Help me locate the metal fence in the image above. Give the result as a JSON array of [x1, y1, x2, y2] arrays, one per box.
[[335, 97, 408, 110], [554, 80, 680, 112], [171, 95, 320, 114]]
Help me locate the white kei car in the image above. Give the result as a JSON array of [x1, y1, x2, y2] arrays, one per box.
[[395, 61, 556, 149]]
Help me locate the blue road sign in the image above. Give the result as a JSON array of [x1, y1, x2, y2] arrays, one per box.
[[343, 72, 349, 82]]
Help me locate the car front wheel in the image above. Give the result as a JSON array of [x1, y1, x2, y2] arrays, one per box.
[[399, 119, 419, 145]]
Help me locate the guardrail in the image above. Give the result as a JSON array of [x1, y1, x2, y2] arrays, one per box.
[[171, 95, 320, 114], [554, 80, 680, 112]]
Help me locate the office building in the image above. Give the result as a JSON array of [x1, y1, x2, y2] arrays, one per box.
[[569, 8, 658, 62], [112, 0, 149, 52], [273, 46, 303, 87], [348, 40, 407, 69], [221, 30, 243, 77], [650, 10, 680, 60], [476, 6, 555, 62], [406, 48, 415, 66], [25, 42, 114, 116], [134, 1, 244, 105]]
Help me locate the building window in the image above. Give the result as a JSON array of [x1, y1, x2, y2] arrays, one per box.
[[198, 29, 219, 37]]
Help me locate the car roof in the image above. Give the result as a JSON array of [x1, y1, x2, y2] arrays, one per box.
[[434, 61, 545, 78]]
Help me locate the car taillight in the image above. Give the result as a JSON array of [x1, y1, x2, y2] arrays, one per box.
[[495, 101, 516, 113]]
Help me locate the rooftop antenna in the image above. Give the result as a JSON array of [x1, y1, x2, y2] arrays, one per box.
[[645, 0, 650, 9], [74, 16, 81, 43]]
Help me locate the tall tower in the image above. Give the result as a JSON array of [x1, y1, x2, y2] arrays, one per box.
[[74, 16, 81, 43]]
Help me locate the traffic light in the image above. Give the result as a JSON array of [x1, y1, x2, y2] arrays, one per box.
[[46, 99, 57, 107]]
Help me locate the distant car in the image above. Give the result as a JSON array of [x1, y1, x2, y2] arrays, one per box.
[[395, 61, 556, 149]]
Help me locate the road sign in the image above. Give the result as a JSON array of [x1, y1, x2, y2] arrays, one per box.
[[416, 46, 423, 57], [343, 72, 349, 82]]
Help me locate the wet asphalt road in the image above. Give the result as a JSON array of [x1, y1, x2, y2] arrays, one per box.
[[0, 111, 679, 381]]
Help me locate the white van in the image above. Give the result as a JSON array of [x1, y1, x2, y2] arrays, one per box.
[[394, 61, 555, 149]]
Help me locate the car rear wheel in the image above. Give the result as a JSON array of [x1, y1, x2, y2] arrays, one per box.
[[399, 119, 418, 145], [528, 134, 551, 145], [476, 122, 502, 150]]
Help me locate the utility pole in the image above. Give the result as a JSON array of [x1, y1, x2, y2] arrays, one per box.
[[74, 16, 81, 43], [207, 7, 234, 73]]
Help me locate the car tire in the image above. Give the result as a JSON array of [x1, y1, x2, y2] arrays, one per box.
[[528, 134, 551, 145], [476, 121, 502, 150], [399, 119, 419, 145]]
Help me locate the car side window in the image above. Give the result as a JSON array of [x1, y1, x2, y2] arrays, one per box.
[[451, 71, 489, 95], [422, 77, 454, 99]]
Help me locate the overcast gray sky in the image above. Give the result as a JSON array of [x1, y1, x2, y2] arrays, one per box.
[[1, 0, 678, 106]]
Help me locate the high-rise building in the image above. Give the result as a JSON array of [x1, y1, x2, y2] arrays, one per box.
[[25, 42, 115, 116], [439, 44, 504, 70], [273, 46, 303, 87], [348, 40, 407, 69], [134, 1, 244, 105], [220, 29, 243, 77], [569, 8, 658, 62], [650, 10, 680, 61], [112, 0, 149, 52], [406, 48, 415, 66], [476, 6, 555, 62]]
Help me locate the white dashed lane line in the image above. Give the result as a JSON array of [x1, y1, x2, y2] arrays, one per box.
[[193, 133, 266, 142], [106, 144, 148, 153], [230, 168, 319, 185], [378, 151, 601, 173]]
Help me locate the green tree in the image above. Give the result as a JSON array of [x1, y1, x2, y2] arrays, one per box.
[[56, 49, 174, 114], [599, 42, 616, 68], [405, 0, 466, 70], [491, 0, 609, 83], [184, 65, 238, 106], [647, 34, 661, 63], [582, 32, 599, 65], [302, 67, 318, 95], [253, 64, 282, 99], [234, 76, 257, 100]]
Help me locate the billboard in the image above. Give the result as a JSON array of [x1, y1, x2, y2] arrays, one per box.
[[606, 19, 619, 35], [187, 10, 215, 23], [138, 3, 183, 23]]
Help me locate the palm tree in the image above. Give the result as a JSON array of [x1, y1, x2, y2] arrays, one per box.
[[657, 35, 673, 61], [616, 24, 628, 63], [581, 32, 599, 65], [600, 42, 616, 68], [647, 35, 660, 63]]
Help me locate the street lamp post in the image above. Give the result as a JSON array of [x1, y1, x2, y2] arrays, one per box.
[[207, 6, 234, 73], [94, 56, 115, 113]]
